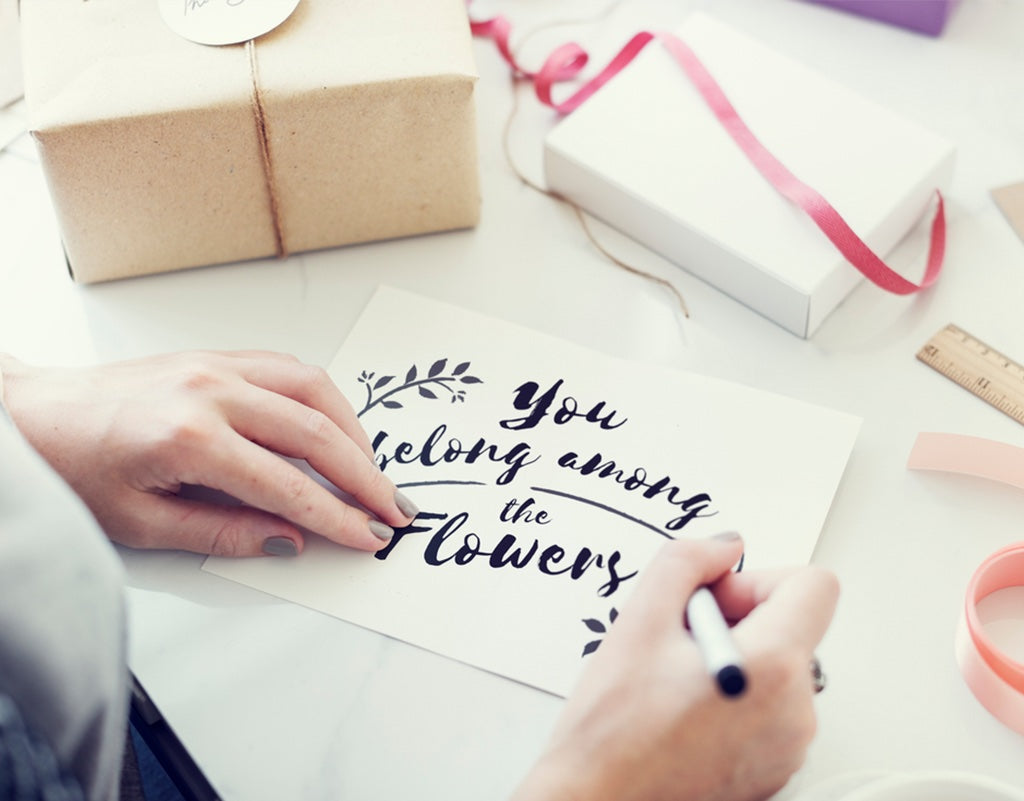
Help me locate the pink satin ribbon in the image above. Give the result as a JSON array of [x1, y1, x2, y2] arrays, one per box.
[[469, 10, 945, 295]]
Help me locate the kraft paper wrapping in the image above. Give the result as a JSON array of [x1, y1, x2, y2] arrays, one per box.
[[21, 0, 481, 283]]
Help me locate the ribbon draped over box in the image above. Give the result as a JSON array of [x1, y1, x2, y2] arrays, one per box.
[[470, 11, 945, 299]]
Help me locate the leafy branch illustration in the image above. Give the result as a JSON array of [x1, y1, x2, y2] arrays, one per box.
[[580, 607, 619, 657], [357, 358, 483, 417]]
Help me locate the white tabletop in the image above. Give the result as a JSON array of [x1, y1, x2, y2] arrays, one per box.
[[2, 0, 1024, 799]]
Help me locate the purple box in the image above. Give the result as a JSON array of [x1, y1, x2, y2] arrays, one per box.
[[803, 0, 959, 36]]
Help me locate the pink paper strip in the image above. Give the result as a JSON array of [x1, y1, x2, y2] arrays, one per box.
[[908, 432, 1024, 490]]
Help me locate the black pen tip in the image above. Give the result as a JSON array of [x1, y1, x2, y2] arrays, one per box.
[[717, 665, 747, 697]]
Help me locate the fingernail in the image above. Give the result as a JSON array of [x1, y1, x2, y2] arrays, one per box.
[[369, 520, 394, 541], [711, 531, 742, 542], [262, 537, 298, 557], [394, 489, 420, 519]]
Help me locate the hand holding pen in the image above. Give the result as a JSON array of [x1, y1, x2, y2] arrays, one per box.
[[511, 531, 838, 801], [686, 555, 828, 700]]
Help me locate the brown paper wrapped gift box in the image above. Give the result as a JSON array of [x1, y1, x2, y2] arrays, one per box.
[[21, 0, 481, 283]]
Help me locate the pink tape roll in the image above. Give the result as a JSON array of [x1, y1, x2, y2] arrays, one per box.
[[955, 543, 1024, 734], [908, 433, 1024, 733]]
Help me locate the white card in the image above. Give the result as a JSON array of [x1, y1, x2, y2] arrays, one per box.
[[203, 286, 860, 696]]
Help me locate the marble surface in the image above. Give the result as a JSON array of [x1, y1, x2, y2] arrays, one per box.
[[2, 0, 1024, 798]]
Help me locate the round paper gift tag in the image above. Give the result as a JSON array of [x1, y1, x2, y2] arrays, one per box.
[[159, 0, 301, 46]]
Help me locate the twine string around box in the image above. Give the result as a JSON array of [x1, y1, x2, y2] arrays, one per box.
[[470, 8, 947, 300], [246, 39, 288, 259]]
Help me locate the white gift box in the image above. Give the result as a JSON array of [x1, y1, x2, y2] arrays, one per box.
[[543, 13, 956, 337]]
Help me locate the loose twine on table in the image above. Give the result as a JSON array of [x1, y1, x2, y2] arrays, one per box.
[[492, 5, 691, 318]]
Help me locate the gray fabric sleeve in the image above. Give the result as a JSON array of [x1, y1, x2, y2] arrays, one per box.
[[0, 406, 129, 801], [0, 694, 86, 801]]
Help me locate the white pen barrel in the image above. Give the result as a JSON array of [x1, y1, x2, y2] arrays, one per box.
[[687, 587, 747, 697]]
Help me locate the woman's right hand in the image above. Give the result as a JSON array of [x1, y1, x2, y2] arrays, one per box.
[[512, 532, 838, 801]]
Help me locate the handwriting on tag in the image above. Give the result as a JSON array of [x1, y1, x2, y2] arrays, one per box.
[[159, 0, 301, 46]]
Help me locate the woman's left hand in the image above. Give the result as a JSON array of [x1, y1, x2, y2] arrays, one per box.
[[0, 350, 419, 557]]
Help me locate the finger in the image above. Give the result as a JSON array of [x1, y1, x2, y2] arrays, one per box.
[[223, 384, 413, 527], [711, 566, 804, 622], [116, 493, 305, 558], [730, 566, 839, 655], [622, 533, 746, 629], [216, 350, 296, 361], [230, 353, 377, 463], [194, 432, 391, 551]]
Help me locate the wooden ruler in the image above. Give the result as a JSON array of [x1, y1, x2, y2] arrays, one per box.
[[916, 323, 1024, 426]]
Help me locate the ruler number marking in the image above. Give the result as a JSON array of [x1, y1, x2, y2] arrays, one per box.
[[916, 324, 1024, 427]]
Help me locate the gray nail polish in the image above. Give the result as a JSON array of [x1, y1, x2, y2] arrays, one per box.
[[262, 537, 298, 557], [369, 520, 394, 541], [394, 490, 420, 519], [711, 531, 742, 542]]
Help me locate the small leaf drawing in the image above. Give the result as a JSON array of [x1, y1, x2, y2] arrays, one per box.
[[357, 357, 484, 416], [580, 607, 619, 658]]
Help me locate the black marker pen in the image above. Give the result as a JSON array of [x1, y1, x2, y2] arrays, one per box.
[[686, 586, 747, 697]]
